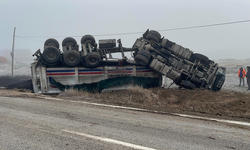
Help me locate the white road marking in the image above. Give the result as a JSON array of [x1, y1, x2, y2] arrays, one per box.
[[62, 129, 157, 150], [173, 113, 250, 126], [38, 96, 154, 112], [38, 96, 250, 127]]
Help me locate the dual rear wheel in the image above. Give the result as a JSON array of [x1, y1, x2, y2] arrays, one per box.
[[41, 35, 101, 68], [134, 50, 151, 66], [41, 47, 61, 66], [145, 30, 161, 43]]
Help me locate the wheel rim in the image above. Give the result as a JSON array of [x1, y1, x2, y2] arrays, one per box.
[[85, 52, 100, 64], [67, 55, 77, 63], [89, 57, 98, 63], [46, 50, 57, 60]]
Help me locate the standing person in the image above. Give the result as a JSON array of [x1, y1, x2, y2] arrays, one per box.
[[238, 67, 246, 87], [246, 66, 250, 90]]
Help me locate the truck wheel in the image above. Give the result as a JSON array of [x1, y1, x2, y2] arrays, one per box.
[[137, 50, 151, 60], [81, 35, 95, 45], [84, 52, 101, 68], [44, 38, 59, 49], [145, 34, 161, 43], [62, 37, 77, 47], [212, 73, 225, 91], [180, 80, 196, 89], [40, 57, 60, 66], [191, 53, 209, 63], [148, 30, 161, 39], [135, 54, 149, 66], [42, 47, 61, 64], [63, 50, 80, 67], [39, 57, 49, 65]]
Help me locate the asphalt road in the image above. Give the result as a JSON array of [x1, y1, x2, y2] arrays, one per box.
[[0, 96, 249, 150]]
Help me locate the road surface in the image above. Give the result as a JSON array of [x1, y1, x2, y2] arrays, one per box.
[[0, 96, 249, 150]]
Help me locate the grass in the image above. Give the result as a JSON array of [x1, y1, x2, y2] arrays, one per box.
[[58, 86, 159, 104], [57, 86, 250, 120]]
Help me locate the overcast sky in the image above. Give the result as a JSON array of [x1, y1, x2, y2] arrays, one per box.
[[0, 0, 250, 60]]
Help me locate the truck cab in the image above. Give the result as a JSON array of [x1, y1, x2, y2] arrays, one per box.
[[132, 29, 226, 91]]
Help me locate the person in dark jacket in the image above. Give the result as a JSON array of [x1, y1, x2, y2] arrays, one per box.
[[246, 66, 250, 90], [238, 67, 246, 87]]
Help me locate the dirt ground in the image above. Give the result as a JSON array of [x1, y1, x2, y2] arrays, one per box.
[[1, 86, 250, 122]]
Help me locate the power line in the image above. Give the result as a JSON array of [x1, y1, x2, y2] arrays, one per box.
[[16, 19, 250, 38], [158, 19, 250, 32]]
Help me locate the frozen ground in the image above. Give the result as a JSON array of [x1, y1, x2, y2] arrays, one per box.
[[0, 62, 32, 88], [216, 59, 250, 93], [0, 59, 250, 92], [0, 62, 31, 76]]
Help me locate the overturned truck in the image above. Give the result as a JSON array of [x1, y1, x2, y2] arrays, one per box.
[[31, 29, 225, 93]]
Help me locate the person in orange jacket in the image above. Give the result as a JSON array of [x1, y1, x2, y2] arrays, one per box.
[[238, 67, 246, 87]]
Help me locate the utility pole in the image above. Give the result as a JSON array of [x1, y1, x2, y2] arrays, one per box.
[[11, 27, 16, 77]]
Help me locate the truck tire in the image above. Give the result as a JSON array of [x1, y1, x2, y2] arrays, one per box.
[[148, 30, 161, 39], [191, 53, 209, 63], [137, 50, 151, 60], [39, 57, 50, 66], [180, 80, 196, 89], [40, 56, 60, 66], [146, 34, 161, 43], [62, 37, 77, 47], [81, 35, 95, 45], [135, 54, 149, 66], [63, 50, 80, 67], [212, 73, 225, 91], [42, 47, 61, 64], [145, 34, 161, 43], [84, 52, 101, 68], [44, 38, 59, 49]]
